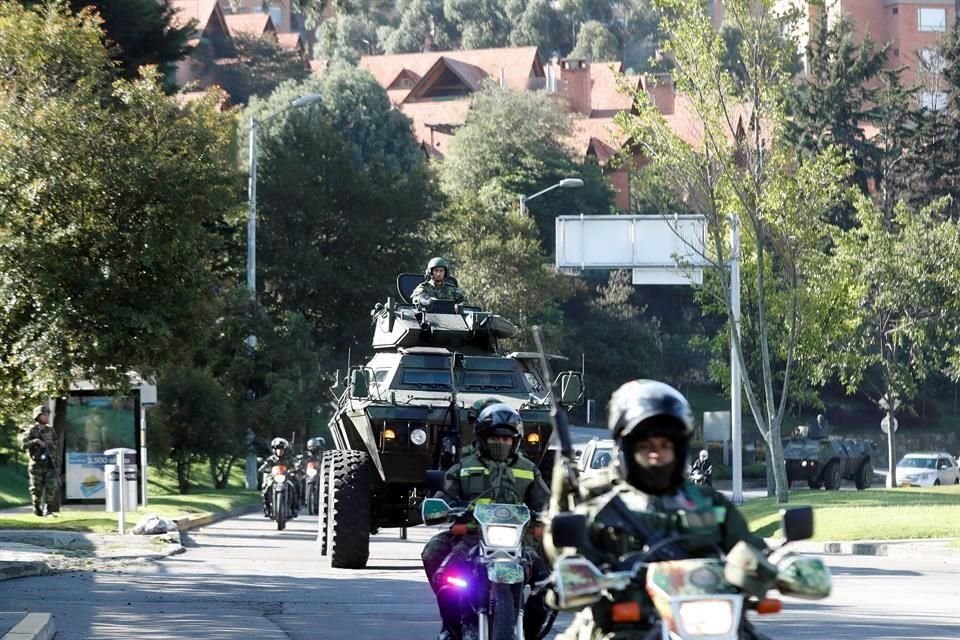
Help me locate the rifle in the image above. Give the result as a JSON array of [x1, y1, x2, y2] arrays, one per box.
[[532, 326, 579, 510]]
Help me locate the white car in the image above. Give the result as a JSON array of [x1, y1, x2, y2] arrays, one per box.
[[895, 452, 960, 487], [577, 437, 617, 477]]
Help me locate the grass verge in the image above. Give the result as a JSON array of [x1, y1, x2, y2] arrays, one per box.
[[0, 462, 259, 533], [742, 485, 960, 542]]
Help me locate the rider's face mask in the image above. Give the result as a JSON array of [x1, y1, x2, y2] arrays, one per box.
[[485, 436, 514, 462], [629, 436, 677, 493]]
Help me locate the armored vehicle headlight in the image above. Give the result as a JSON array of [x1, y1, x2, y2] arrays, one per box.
[[417, 293, 433, 309], [384, 428, 397, 441], [410, 428, 428, 446], [526, 433, 541, 444]]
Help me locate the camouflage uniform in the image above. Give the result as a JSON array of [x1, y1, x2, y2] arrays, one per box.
[[20, 416, 59, 516], [412, 279, 467, 303], [548, 474, 770, 640]]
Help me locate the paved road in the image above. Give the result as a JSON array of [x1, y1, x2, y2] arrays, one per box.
[[0, 512, 957, 639]]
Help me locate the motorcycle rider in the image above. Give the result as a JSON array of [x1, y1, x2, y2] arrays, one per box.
[[297, 436, 326, 511], [546, 380, 773, 640], [412, 257, 467, 304], [690, 448, 713, 486], [258, 437, 299, 518], [421, 403, 550, 640]]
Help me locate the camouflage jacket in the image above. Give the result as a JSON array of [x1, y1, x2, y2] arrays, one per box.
[[20, 422, 56, 466], [435, 451, 549, 513], [258, 453, 296, 476], [549, 480, 766, 635], [411, 279, 467, 303]]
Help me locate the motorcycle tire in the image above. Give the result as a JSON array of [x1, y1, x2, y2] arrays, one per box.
[[308, 482, 318, 516], [274, 488, 286, 531], [490, 583, 516, 640]]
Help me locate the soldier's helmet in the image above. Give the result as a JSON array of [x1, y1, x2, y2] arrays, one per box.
[[425, 257, 450, 278], [699, 449, 709, 461], [33, 405, 50, 420], [475, 403, 522, 461], [306, 437, 326, 454], [607, 380, 694, 492], [270, 437, 290, 451]]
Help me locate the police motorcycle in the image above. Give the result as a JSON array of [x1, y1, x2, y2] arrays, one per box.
[[298, 437, 326, 516], [422, 493, 556, 640], [548, 506, 831, 640], [267, 462, 297, 531]]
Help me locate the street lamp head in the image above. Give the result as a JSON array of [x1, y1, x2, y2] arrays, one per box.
[[290, 93, 323, 108], [559, 178, 584, 188]]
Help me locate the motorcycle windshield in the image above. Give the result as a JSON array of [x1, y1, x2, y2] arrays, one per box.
[[472, 503, 530, 527], [646, 559, 737, 598]]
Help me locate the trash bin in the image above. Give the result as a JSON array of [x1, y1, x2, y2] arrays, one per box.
[[104, 463, 138, 512]]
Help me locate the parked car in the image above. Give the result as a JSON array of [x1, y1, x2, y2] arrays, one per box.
[[577, 437, 616, 477], [895, 452, 960, 487]]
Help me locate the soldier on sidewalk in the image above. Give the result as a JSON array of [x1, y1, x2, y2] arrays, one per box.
[[20, 405, 60, 517]]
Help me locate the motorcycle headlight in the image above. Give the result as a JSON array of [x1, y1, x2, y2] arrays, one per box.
[[485, 525, 521, 547], [677, 599, 735, 636], [410, 428, 428, 446], [275, 474, 286, 483], [306, 467, 318, 478]]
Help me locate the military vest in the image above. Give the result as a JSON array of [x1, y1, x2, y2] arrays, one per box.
[[456, 453, 538, 506]]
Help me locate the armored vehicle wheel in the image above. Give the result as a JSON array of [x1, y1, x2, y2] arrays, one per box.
[[854, 460, 873, 490], [823, 461, 842, 490], [807, 479, 822, 490], [327, 450, 371, 569]]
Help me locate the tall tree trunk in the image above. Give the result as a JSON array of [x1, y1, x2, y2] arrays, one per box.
[[176, 457, 191, 494]]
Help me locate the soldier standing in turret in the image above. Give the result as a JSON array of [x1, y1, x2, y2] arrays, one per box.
[[20, 405, 59, 517], [412, 257, 467, 303]]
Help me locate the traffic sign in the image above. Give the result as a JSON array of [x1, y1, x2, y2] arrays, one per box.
[[880, 415, 899, 434]]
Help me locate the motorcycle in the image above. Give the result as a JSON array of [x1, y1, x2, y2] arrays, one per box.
[[302, 458, 321, 515], [422, 497, 555, 640], [267, 464, 295, 531], [549, 506, 831, 640], [689, 469, 711, 486]]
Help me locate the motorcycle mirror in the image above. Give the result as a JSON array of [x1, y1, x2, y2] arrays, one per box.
[[550, 513, 588, 548], [421, 498, 452, 525], [780, 506, 814, 542], [554, 556, 605, 609]]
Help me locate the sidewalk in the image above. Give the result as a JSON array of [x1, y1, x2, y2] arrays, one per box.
[[0, 504, 258, 640]]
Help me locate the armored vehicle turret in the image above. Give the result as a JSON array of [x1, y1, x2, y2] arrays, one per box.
[[317, 273, 582, 569], [782, 420, 877, 491]]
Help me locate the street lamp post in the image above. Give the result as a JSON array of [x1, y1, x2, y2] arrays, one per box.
[[519, 177, 584, 216], [247, 93, 323, 349]]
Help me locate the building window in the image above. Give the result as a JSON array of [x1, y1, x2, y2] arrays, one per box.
[[920, 48, 945, 73], [893, 48, 900, 57], [919, 90, 947, 110], [891, 7, 898, 14], [918, 8, 946, 31]]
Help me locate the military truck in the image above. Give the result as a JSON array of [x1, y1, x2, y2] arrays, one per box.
[[317, 273, 582, 569], [782, 423, 877, 491]]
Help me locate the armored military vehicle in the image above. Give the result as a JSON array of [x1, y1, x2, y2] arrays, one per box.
[[317, 273, 582, 569], [782, 422, 877, 491]]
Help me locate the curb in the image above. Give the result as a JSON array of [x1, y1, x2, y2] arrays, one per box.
[[1, 613, 55, 640], [0, 562, 48, 582], [174, 504, 259, 532]]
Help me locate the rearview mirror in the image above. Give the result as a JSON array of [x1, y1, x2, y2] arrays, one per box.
[[421, 498, 451, 525], [557, 372, 583, 406], [780, 506, 814, 542], [350, 368, 369, 398]]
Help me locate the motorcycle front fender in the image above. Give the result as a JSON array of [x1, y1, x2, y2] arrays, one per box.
[[487, 560, 525, 584]]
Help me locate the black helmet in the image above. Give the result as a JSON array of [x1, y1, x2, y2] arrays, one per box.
[[270, 437, 289, 451], [425, 256, 450, 277], [607, 380, 694, 493], [306, 437, 326, 454], [475, 403, 522, 461]]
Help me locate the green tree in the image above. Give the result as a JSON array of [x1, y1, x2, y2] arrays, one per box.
[[820, 197, 960, 485], [316, 13, 383, 60], [785, 10, 889, 226], [570, 20, 621, 62], [616, 0, 850, 502], [19, 0, 195, 90], [443, 0, 510, 49], [0, 2, 241, 418], [216, 33, 310, 104], [377, 0, 456, 54], [246, 68, 437, 367]]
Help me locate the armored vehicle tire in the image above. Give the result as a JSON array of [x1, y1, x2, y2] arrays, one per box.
[[326, 450, 371, 569], [823, 461, 842, 490], [854, 460, 873, 490], [808, 479, 822, 490]]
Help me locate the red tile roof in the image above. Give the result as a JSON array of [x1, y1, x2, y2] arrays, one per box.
[[277, 32, 303, 51], [170, 0, 218, 31], [224, 13, 274, 38]]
